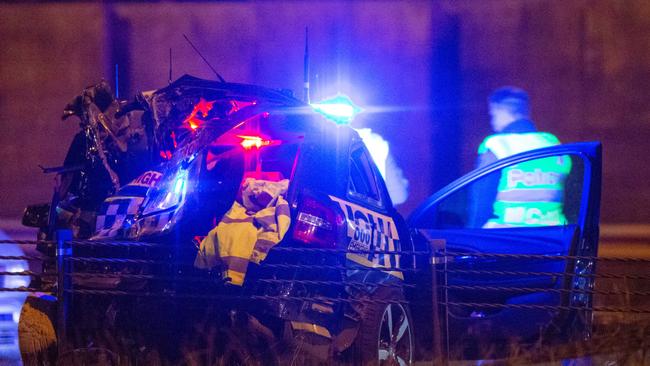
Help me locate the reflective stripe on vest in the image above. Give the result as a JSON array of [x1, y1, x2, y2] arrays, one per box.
[[496, 188, 564, 203], [478, 132, 560, 160]]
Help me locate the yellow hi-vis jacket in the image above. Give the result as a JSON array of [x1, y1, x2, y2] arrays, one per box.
[[194, 179, 291, 285]]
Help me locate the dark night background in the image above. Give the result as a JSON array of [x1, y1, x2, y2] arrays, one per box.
[[1, 0, 649, 226]]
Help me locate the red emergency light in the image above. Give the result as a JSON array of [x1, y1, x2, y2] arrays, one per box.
[[237, 134, 280, 150]]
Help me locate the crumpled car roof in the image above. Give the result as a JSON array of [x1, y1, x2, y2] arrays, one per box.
[[148, 74, 305, 107]]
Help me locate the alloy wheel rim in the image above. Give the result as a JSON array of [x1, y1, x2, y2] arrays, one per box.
[[377, 303, 412, 366]]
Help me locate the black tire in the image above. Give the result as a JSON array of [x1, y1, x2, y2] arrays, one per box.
[[18, 294, 58, 366], [353, 287, 414, 366]]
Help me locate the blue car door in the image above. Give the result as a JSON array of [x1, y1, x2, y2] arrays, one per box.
[[409, 142, 601, 342]]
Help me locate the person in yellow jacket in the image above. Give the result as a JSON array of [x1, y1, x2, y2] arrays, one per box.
[[473, 86, 571, 228]]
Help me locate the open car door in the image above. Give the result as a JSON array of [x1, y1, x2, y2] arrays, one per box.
[[409, 142, 601, 345]]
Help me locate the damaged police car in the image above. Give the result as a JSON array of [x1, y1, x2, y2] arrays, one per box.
[[20, 75, 601, 365]]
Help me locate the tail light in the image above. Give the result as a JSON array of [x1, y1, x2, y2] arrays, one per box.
[[293, 196, 345, 248]]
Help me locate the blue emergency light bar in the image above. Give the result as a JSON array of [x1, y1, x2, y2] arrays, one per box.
[[311, 94, 362, 125]]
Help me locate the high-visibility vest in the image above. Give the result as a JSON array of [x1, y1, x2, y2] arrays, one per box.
[[478, 132, 571, 227]]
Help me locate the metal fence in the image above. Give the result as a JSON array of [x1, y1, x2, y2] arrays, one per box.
[[1, 232, 650, 364]]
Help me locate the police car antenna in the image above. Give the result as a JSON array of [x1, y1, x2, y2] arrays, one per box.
[[183, 34, 226, 83], [168, 48, 173, 84], [303, 27, 310, 104], [114, 64, 119, 99]]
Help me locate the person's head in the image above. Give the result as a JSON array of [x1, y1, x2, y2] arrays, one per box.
[[488, 86, 530, 132]]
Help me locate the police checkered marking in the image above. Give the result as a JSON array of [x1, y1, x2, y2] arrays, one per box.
[[94, 196, 144, 238], [134, 211, 175, 237], [328, 196, 403, 280]]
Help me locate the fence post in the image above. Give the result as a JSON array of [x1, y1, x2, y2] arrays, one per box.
[[430, 239, 446, 366], [443, 243, 450, 364], [56, 229, 72, 358]]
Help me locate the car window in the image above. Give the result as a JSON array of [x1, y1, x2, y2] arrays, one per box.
[[422, 154, 584, 229], [348, 145, 383, 207]]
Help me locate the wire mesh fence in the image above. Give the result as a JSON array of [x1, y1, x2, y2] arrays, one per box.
[[1, 234, 649, 364]]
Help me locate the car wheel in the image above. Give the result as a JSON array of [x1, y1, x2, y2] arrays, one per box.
[[18, 294, 57, 366], [354, 287, 414, 366]]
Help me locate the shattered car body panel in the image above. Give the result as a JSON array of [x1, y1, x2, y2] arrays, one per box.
[[91, 75, 307, 239]]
